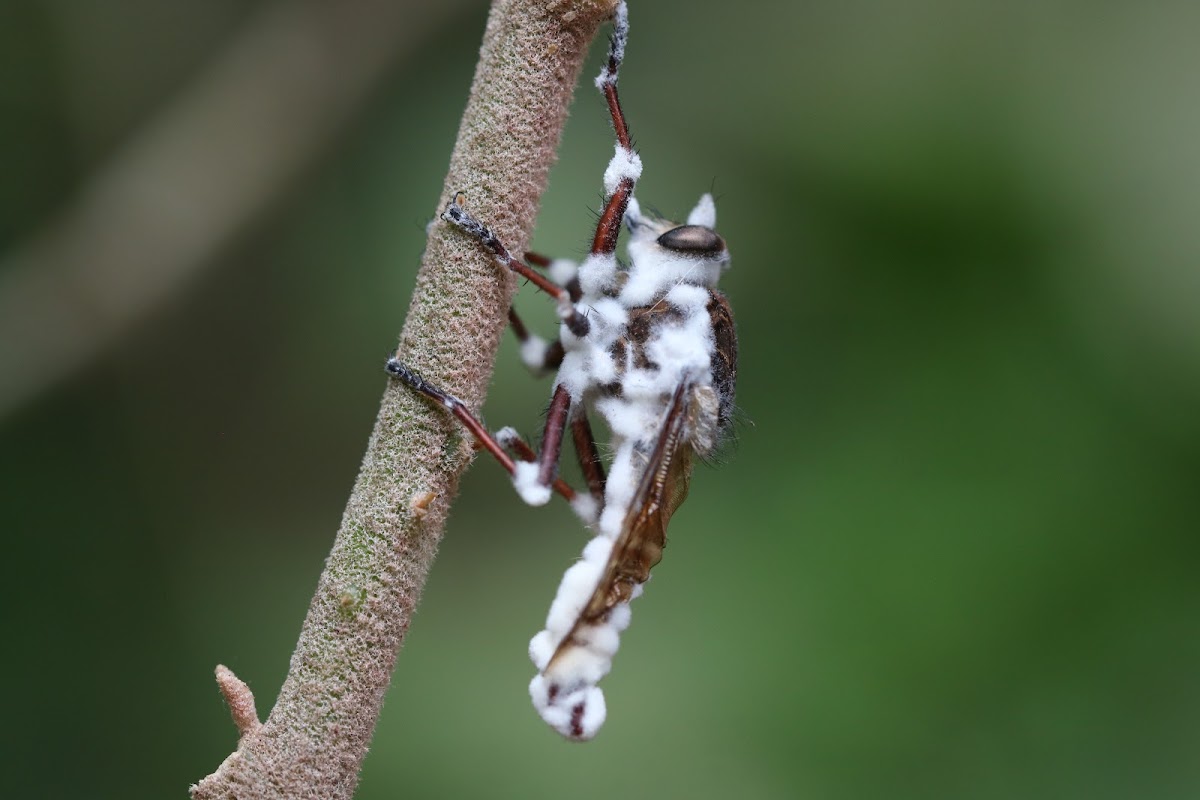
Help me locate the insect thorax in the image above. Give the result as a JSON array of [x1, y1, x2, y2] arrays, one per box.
[[550, 244, 735, 536]]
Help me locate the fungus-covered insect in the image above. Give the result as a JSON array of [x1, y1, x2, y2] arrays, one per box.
[[386, 1, 736, 740]]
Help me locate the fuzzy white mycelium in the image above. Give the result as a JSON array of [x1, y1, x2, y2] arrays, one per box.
[[522, 147, 731, 738]]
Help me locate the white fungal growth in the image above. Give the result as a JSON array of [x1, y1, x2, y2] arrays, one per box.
[[529, 678, 606, 741], [575, 252, 618, 308], [645, 285, 714, 383], [625, 196, 643, 226], [518, 335, 550, 373], [494, 426, 521, 448], [548, 258, 578, 287], [620, 239, 724, 306], [686, 192, 717, 228], [595, 440, 640, 536], [555, 295, 579, 323], [603, 145, 642, 197], [569, 493, 600, 526], [593, 1, 628, 90], [552, 294, 625, 402], [512, 461, 551, 506], [527, 535, 633, 741], [542, 536, 612, 635]]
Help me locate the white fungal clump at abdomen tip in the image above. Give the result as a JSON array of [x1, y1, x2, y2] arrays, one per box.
[[528, 534, 641, 740]]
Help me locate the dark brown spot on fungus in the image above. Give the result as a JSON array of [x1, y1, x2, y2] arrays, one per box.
[[570, 702, 586, 738]]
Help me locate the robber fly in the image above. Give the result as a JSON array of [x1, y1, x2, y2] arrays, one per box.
[[386, 1, 737, 740]]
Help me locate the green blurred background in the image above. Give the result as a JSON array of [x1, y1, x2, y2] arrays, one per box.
[[3, 1, 1199, 797]]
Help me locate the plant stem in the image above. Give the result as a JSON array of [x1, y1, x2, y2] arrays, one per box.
[[191, 1, 618, 797]]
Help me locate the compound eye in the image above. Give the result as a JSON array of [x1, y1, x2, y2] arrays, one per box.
[[656, 225, 725, 255]]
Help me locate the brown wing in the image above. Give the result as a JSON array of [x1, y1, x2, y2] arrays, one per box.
[[707, 290, 738, 433], [546, 382, 695, 670]]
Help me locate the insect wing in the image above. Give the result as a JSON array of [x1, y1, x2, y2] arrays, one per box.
[[547, 383, 695, 669]]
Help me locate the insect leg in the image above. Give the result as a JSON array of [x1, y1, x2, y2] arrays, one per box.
[[442, 195, 590, 337], [507, 251, 574, 373], [494, 426, 538, 461], [522, 383, 604, 519], [496, 399, 604, 523], [570, 413, 606, 503], [591, 2, 637, 257], [490, 391, 566, 476], [495, 383, 571, 506], [525, 251, 581, 302], [535, 384, 572, 487], [385, 357, 578, 503]]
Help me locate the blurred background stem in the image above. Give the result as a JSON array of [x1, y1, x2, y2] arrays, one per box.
[[0, 0, 467, 423]]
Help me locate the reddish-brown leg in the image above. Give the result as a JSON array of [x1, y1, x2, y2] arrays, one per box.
[[525, 251, 581, 302], [591, 4, 635, 257], [386, 357, 577, 502], [537, 385, 572, 486], [570, 413, 606, 502], [443, 195, 590, 338], [493, 427, 576, 501]]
